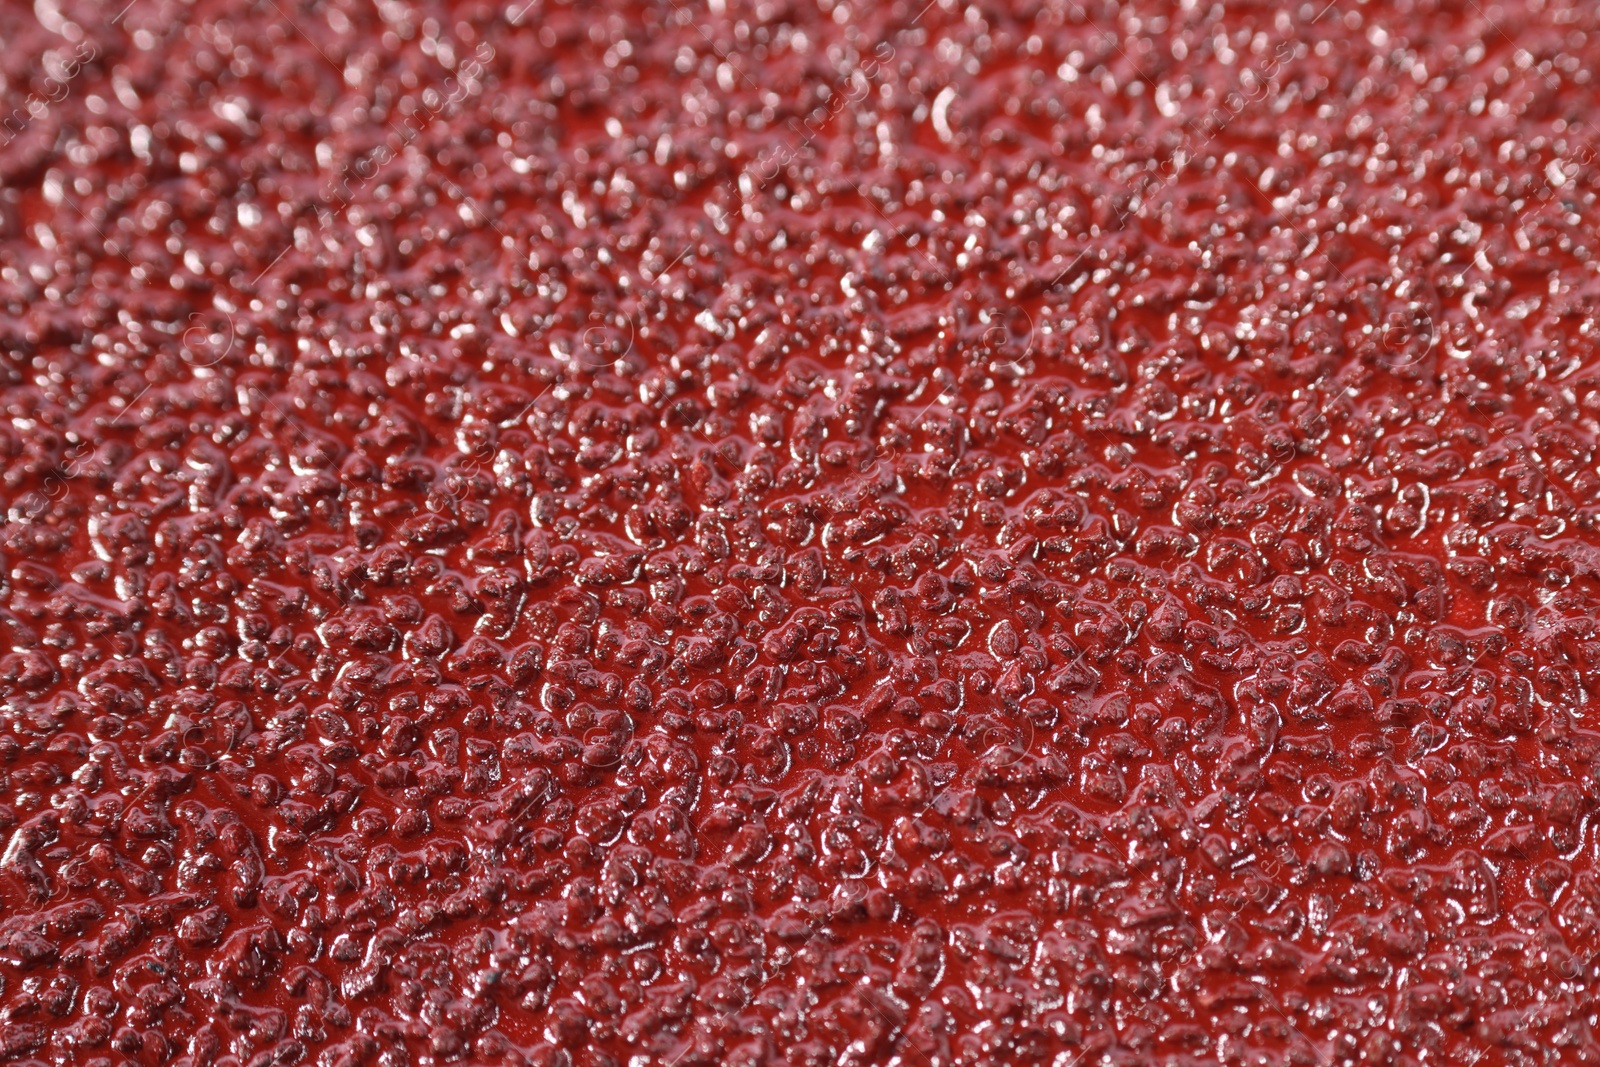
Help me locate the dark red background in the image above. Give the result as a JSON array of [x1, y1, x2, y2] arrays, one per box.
[[3, 0, 1599, 1064]]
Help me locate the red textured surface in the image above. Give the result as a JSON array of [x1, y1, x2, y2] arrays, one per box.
[[5, 0, 1600, 1064]]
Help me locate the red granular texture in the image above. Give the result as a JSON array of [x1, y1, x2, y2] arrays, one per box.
[[3, 0, 1600, 1064]]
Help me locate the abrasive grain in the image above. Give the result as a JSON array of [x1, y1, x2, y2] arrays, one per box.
[[2, 1, 1599, 1065]]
